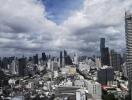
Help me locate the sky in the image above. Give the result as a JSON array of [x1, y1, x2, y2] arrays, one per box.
[[0, 0, 132, 57]]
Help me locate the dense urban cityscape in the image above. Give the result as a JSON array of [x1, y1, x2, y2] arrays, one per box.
[[0, 12, 131, 100], [1, 0, 132, 100]]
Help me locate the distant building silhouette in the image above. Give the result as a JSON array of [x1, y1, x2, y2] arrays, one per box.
[[18, 57, 26, 76], [33, 54, 38, 64], [42, 52, 47, 61], [102, 48, 110, 66], [60, 51, 62, 68], [0, 70, 9, 86], [100, 38, 110, 66], [100, 38, 105, 49], [64, 50, 73, 65], [2, 57, 9, 69]]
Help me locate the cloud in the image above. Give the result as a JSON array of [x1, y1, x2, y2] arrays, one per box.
[[0, 0, 131, 56], [0, 0, 59, 56], [61, 0, 131, 55]]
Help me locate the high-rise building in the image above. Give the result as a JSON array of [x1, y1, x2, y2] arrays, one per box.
[[97, 66, 114, 85], [95, 57, 101, 69], [100, 38, 105, 49], [47, 59, 52, 70], [100, 38, 105, 66], [63, 50, 73, 65], [110, 50, 122, 71], [73, 53, 78, 65], [100, 38, 110, 66], [33, 54, 38, 64], [64, 50, 67, 58], [2, 57, 9, 69], [122, 63, 128, 78], [10, 58, 18, 75], [60, 51, 62, 68], [18, 58, 26, 76], [42, 52, 47, 61], [125, 11, 132, 99], [28, 57, 33, 62], [101, 47, 110, 66]]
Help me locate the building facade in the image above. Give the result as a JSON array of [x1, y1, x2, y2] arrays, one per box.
[[125, 12, 132, 99], [101, 47, 110, 66], [85, 80, 102, 100], [97, 66, 114, 85], [110, 50, 122, 71], [100, 38, 110, 66], [18, 58, 26, 76]]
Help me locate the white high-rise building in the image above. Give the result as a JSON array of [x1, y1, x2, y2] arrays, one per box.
[[73, 53, 78, 65], [10, 59, 18, 75], [122, 63, 128, 78], [47, 59, 52, 70], [125, 11, 132, 99], [125, 12, 132, 80], [95, 58, 101, 69], [85, 80, 102, 100]]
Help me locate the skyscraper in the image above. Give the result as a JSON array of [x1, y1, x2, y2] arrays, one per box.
[[110, 50, 122, 71], [100, 38, 105, 66], [125, 12, 132, 99], [18, 57, 26, 76], [100, 38, 110, 66], [64, 50, 73, 65], [97, 66, 114, 85], [101, 48, 110, 66], [42, 52, 47, 61], [100, 38, 105, 49], [74, 53, 78, 65], [10, 58, 18, 75], [60, 51, 62, 68], [33, 54, 38, 64]]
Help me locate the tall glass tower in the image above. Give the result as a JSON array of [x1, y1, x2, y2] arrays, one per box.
[[100, 38, 105, 49], [100, 38, 110, 66], [125, 11, 132, 100]]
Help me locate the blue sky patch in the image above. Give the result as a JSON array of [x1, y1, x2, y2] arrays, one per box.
[[42, 0, 84, 24]]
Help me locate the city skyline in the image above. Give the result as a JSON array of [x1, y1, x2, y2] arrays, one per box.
[[0, 0, 131, 100], [0, 0, 131, 56]]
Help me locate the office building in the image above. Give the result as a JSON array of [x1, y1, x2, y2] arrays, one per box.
[[125, 11, 132, 99], [60, 51, 62, 68], [100, 38, 110, 66], [64, 50, 73, 65], [10, 59, 18, 75], [1, 57, 9, 69], [73, 53, 78, 65], [101, 47, 110, 66], [42, 52, 47, 61], [33, 54, 38, 64], [125, 12, 132, 79], [18, 58, 26, 76], [95, 57, 101, 69], [100, 38, 105, 49], [85, 80, 102, 100], [97, 66, 114, 85], [122, 63, 128, 78], [110, 50, 122, 71]]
